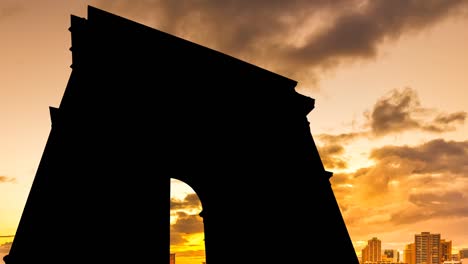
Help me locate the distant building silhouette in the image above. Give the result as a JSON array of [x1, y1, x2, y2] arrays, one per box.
[[3, 5, 359, 264], [382, 249, 400, 263], [170, 253, 175, 264], [441, 240, 452, 263], [404, 243, 416, 264], [362, 260, 408, 264], [459, 248, 468, 260]]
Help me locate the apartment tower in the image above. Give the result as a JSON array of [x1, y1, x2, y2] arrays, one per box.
[[362, 237, 382, 262], [415, 232, 441, 264]]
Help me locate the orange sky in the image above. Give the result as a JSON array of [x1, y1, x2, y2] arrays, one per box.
[[2, 1, 468, 263]]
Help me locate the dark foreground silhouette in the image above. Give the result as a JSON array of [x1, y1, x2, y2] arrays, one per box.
[[4, 6, 359, 264]]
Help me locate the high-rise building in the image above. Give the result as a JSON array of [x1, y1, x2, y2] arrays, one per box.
[[170, 253, 175, 264], [441, 239, 452, 262], [404, 243, 416, 264], [362, 237, 381, 262], [415, 232, 441, 264]]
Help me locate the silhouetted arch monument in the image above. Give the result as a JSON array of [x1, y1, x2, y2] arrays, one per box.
[[5, 6, 359, 264]]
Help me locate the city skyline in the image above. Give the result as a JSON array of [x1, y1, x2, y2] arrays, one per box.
[[2, 1, 468, 264], [361, 233, 468, 263]]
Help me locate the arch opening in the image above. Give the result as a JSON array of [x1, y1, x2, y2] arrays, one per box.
[[170, 178, 206, 264]]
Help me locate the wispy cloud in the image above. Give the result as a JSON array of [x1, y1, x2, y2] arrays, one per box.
[[0, 176, 15, 183], [319, 87, 466, 141], [317, 132, 366, 144], [170, 249, 205, 257], [94, 0, 468, 89]]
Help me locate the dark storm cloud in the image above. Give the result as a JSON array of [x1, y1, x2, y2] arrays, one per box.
[[171, 193, 201, 210], [0, 176, 15, 183], [171, 211, 204, 234], [367, 87, 466, 136], [317, 132, 366, 144], [94, 0, 467, 87], [96, 0, 347, 55], [288, 0, 466, 66]]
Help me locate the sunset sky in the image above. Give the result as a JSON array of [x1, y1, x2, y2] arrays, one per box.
[[1, 1, 468, 263]]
